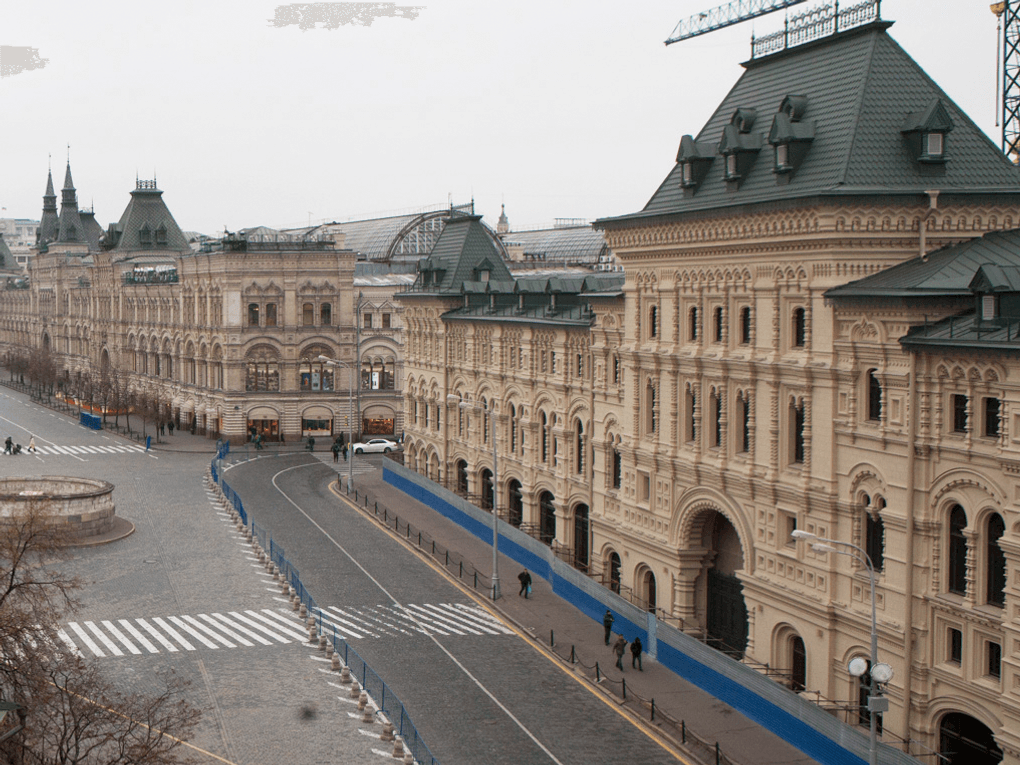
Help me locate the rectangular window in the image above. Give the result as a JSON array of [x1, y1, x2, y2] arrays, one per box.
[[265, 303, 277, 327], [982, 295, 996, 321], [247, 303, 259, 326], [612, 450, 622, 489], [740, 307, 752, 345], [988, 641, 1002, 679], [985, 397, 1001, 437], [321, 303, 332, 325], [953, 394, 968, 433], [638, 471, 650, 502], [382, 313, 391, 329], [726, 153, 737, 177], [363, 313, 373, 329], [927, 132, 943, 156], [303, 303, 314, 326], [948, 628, 962, 665]]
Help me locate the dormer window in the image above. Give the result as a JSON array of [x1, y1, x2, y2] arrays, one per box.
[[676, 135, 715, 193], [768, 96, 814, 182], [479, 269, 490, 282], [155, 225, 168, 245], [901, 98, 953, 165], [983, 294, 996, 321], [718, 108, 762, 188], [775, 143, 789, 169], [138, 225, 152, 246]]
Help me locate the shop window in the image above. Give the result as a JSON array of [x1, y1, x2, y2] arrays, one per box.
[[299, 358, 334, 392]]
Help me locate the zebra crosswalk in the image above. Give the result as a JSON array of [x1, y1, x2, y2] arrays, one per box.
[[58, 603, 511, 658], [7, 443, 147, 457]]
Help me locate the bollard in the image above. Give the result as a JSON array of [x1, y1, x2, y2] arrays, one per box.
[[340, 666, 352, 684], [681, 720, 686, 744], [318, 634, 327, 652], [474, 571, 477, 588], [716, 742, 720, 765], [445, 551, 449, 566], [459, 561, 463, 578], [299, 603, 307, 618], [403, 750, 414, 765], [307, 615, 315, 628], [570, 645, 576, 664], [307, 626, 317, 643], [596, 662, 601, 682], [357, 691, 367, 711], [622, 678, 627, 699], [651, 698, 655, 721], [331, 653, 341, 671], [292, 596, 300, 612], [362, 704, 375, 724], [550, 630, 554, 647], [350, 681, 361, 699], [380, 720, 394, 741], [392, 738, 404, 759], [326, 642, 334, 658]]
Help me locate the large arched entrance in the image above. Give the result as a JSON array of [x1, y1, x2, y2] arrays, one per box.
[[939, 713, 1002, 765], [455, 460, 468, 496], [539, 491, 556, 545], [642, 569, 657, 613], [573, 503, 589, 571], [507, 480, 523, 527], [699, 511, 748, 658]]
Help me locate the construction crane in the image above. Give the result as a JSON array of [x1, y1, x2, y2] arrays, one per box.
[[665, 0, 810, 45], [992, 2, 1020, 159]]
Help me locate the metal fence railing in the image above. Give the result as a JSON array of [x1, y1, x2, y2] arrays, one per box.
[[208, 456, 438, 765]]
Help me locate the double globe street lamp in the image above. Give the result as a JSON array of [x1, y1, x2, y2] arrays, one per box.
[[447, 393, 500, 600], [317, 355, 355, 493], [790, 530, 893, 765]]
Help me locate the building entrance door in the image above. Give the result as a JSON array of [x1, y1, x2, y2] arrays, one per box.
[[706, 568, 748, 658]]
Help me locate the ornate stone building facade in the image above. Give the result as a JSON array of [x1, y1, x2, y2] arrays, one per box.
[[401, 16, 1020, 764]]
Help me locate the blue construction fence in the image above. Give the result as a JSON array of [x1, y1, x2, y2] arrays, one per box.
[[79, 411, 102, 430], [382, 462, 918, 765], [209, 455, 438, 765]]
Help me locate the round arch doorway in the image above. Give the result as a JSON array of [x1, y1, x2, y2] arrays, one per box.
[[939, 713, 1002, 765], [693, 510, 748, 658]]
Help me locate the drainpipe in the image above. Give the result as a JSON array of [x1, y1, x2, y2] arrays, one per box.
[[919, 190, 939, 262], [902, 352, 918, 750]]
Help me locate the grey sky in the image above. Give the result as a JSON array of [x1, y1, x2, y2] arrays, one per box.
[[0, 1, 1001, 236]]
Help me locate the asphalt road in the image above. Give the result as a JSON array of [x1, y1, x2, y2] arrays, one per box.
[[225, 453, 678, 765]]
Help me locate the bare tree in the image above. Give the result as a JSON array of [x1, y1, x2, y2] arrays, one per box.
[[0, 501, 201, 765]]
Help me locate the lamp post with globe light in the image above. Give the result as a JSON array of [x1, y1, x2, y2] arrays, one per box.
[[791, 529, 892, 765], [317, 355, 355, 493], [448, 393, 500, 600]]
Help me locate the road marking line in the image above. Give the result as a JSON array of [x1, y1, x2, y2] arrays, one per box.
[[118, 620, 159, 653], [207, 614, 272, 646], [56, 628, 83, 657], [102, 620, 141, 654], [84, 621, 122, 656], [179, 615, 236, 648], [223, 611, 294, 643], [444, 603, 515, 634], [168, 616, 219, 649], [136, 619, 179, 652], [151, 617, 195, 651]]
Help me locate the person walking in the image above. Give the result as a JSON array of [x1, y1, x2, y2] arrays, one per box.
[[168, 420, 174, 436], [27, 436, 36, 453], [4, 436, 12, 454], [518, 569, 532, 598], [603, 609, 615, 645], [613, 635, 627, 671], [342, 442, 348, 462], [331, 441, 340, 463], [630, 636, 643, 670]]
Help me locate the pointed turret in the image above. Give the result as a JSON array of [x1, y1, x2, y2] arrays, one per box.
[[497, 203, 509, 235], [57, 161, 84, 244], [36, 168, 59, 249]]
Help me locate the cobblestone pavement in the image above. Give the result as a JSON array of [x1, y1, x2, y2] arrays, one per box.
[[0, 387, 400, 765]]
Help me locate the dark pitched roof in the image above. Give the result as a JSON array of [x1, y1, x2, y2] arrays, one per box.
[[37, 169, 58, 247], [900, 312, 1020, 352], [407, 216, 513, 295], [826, 228, 1020, 298], [599, 23, 1020, 227], [57, 162, 85, 245], [109, 181, 191, 256], [0, 234, 14, 270]]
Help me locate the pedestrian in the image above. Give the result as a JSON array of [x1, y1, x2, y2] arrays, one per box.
[[342, 443, 348, 461], [518, 569, 532, 598], [331, 442, 340, 463], [4, 436, 12, 454], [280, 431, 285, 445], [27, 436, 36, 453], [613, 635, 627, 671], [168, 420, 174, 435], [603, 609, 614, 645], [631, 636, 643, 670]]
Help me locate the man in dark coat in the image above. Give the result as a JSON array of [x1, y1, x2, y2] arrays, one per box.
[[518, 569, 532, 598], [631, 636, 643, 670], [613, 635, 627, 671], [603, 609, 614, 645]]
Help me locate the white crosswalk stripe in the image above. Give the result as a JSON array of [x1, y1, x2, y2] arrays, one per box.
[[33, 443, 146, 456], [59, 604, 508, 658]]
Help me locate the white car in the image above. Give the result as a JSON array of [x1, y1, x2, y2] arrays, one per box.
[[352, 438, 399, 454]]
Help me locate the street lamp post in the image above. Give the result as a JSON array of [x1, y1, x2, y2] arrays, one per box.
[[791, 530, 892, 765], [317, 355, 355, 493], [448, 393, 500, 600]]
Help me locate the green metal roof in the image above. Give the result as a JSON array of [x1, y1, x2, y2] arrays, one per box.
[[407, 216, 513, 295], [598, 23, 1020, 227], [825, 229, 1020, 298], [109, 182, 192, 256]]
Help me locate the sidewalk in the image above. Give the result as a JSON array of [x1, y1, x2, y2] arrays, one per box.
[[342, 465, 821, 765]]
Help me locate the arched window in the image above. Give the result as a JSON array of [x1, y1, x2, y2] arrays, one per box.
[[867, 369, 882, 422], [790, 399, 805, 464], [792, 307, 806, 347], [541, 411, 549, 463], [539, 491, 556, 545], [612, 447, 622, 489], [245, 348, 280, 392], [790, 636, 806, 691], [643, 570, 657, 613], [988, 513, 1006, 607], [482, 398, 489, 443], [948, 505, 968, 595], [865, 498, 885, 573], [575, 418, 585, 474], [609, 552, 622, 594], [510, 404, 517, 452], [299, 355, 334, 392]]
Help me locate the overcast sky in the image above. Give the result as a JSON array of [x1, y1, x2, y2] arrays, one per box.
[[0, 1, 1002, 236]]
